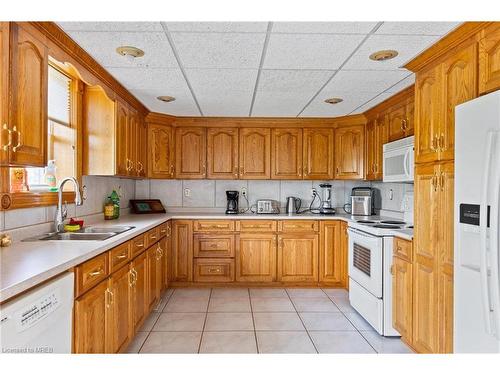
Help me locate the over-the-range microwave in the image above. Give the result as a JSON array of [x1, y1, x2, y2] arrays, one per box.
[[382, 135, 414, 183]]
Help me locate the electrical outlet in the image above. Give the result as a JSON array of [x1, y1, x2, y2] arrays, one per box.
[[184, 188, 191, 197], [311, 188, 317, 198], [241, 187, 247, 197], [388, 189, 394, 201]]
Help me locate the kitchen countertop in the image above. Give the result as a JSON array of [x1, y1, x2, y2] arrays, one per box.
[[0, 211, 412, 303]]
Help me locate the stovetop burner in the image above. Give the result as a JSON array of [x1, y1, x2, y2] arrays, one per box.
[[372, 224, 402, 229], [379, 220, 406, 225], [356, 220, 376, 224]]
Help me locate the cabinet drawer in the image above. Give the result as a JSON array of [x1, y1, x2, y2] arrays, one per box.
[[236, 220, 277, 232], [278, 220, 319, 232], [158, 221, 171, 238], [131, 234, 146, 257], [145, 227, 160, 247], [394, 237, 413, 262], [109, 242, 131, 273], [194, 234, 235, 258], [193, 258, 235, 282], [75, 253, 109, 297], [193, 220, 235, 232]]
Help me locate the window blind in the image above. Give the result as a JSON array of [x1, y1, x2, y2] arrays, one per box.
[[48, 66, 71, 125]]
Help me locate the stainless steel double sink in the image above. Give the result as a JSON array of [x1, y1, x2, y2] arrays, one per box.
[[23, 226, 135, 241]]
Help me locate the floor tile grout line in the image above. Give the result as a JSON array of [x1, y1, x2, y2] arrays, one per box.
[[285, 289, 319, 354], [323, 290, 379, 353], [197, 288, 212, 354], [248, 288, 260, 353]]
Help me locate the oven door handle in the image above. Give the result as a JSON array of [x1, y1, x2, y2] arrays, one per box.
[[348, 227, 379, 240]]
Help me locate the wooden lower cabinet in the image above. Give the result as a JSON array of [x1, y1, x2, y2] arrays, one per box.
[[146, 244, 162, 311], [74, 280, 108, 353], [171, 220, 193, 282], [193, 258, 235, 282], [106, 265, 133, 353], [130, 252, 148, 333], [277, 234, 318, 282], [236, 233, 277, 282], [392, 255, 413, 345], [319, 221, 346, 286], [159, 236, 169, 290]]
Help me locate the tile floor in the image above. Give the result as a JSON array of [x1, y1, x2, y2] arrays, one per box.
[[126, 288, 413, 354]]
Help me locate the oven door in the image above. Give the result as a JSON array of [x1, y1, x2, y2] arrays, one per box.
[[383, 145, 414, 182], [348, 228, 383, 298]]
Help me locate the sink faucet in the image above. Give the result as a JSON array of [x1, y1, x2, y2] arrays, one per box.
[[55, 177, 83, 232]]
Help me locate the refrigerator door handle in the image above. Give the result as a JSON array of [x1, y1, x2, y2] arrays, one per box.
[[480, 131, 495, 334]]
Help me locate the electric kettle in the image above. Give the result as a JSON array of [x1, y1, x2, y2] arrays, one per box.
[[286, 196, 301, 214]]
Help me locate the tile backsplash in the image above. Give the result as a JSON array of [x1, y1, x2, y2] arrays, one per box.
[[0, 175, 136, 239], [135, 179, 413, 215]]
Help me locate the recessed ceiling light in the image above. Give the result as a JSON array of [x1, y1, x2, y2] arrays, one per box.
[[157, 95, 176, 103], [324, 98, 343, 105], [116, 46, 145, 59], [369, 49, 398, 61]]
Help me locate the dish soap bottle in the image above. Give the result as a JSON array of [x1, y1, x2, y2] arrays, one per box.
[[45, 160, 57, 191], [104, 197, 115, 220], [110, 189, 120, 219]]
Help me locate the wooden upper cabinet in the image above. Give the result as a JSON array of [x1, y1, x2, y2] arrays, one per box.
[[334, 124, 365, 179], [415, 64, 442, 164], [9, 23, 48, 167], [271, 128, 303, 179], [148, 123, 174, 179], [175, 127, 206, 179], [115, 100, 129, 176], [0, 23, 9, 166], [136, 115, 147, 178], [207, 127, 239, 179], [388, 97, 414, 142], [479, 23, 500, 94], [441, 43, 478, 161], [302, 128, 334, 180], [239, 128, 270, 179], [365, 120, 377, 181]]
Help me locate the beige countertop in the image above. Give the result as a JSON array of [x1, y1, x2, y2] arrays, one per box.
[[0, 211, 412, 303]]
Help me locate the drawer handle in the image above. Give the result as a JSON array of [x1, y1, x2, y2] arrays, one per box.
[[397, 246, 403, 252], [150, 235, 157, 240], [135, 243, 144, 248], [88, 269, 103, 277], [207, 267, 222, 273], [160, 229, 167, 234], [115, 254, 128, 259]]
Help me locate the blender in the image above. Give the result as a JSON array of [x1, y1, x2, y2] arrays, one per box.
[[316, 183, 336, 215]]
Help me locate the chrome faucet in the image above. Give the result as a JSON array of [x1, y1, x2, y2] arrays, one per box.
[[55, 177, 83, 232]]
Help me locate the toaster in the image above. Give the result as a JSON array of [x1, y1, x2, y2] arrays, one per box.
[[256, 200, 280, 214]]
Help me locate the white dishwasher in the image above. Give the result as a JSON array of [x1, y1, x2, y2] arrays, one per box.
[[0, 272, 74, 353]]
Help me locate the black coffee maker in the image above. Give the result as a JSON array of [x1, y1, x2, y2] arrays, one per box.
[[225, 190, 239, 214]]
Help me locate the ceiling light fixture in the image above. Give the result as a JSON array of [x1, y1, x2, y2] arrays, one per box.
[[324, 98, 343, 105], [116, 46, 145, 60], [369, 49, 398, 61], [157, 96, 176, 103]]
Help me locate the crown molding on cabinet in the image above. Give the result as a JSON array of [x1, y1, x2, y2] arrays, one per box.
[[364, 84, 415, 120]]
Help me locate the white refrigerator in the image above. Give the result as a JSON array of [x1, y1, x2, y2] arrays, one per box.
[[455, 89, 500, 353]]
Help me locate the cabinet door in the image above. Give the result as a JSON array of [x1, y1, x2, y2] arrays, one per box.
[[0, 23, 9, 166], [479, 23, 500, 94], [148, 124, 174, 179], [319, 221, 344, 285], [374, 115, 388, 180], [392, 256, 413, 343], [239, 128, 270, 179], [365, 120, 377, 180], [278, 234, 318, 282], [405, 97, 415, 137], [340, 221, 349, 288], [127, 106, 138, 177], [236, 233, 276, 282], [303, 128, 334, 180], [175, 127, 206, 179], [388, 103, 407, 142], [415, 64, 442, 164], [9, 24, 48, 167], [334, 124, 364, 179], [115, 100, 129, 176], [207, 127, 238, 179], [74, 280, 108, 353], [441, 43, 478, 161], [107, 265, 132, 353], [271, 128, 303, 179], [159, 236, 168, 290], [171, 220, 193, 282], [131, 252, 148, 332], [147, 245, 162, 311]]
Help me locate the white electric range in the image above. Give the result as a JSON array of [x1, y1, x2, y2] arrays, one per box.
[[347, 214, 413, 337]]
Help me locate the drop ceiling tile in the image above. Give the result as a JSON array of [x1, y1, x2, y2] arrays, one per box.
[[321, 70, 410, 95], [58, 22, 163, 32], [349, 92, 396, 114], [67, 31, 178, 68], [385, 74, 415, 93], [166, 22, 268, 33], [272, 22, 378, 34], [258, 69, 333, 93], [107, 67, 186, 91], [376, 22, 461, 36], [185, 68, 258, 94], [252, 91, 311, 117], [342, 34, 442, 70], [263, 33, 365, 70], [196, 91, 253, 116], [131, 88, 199, 116], [301, 92, 378, 117], [171, 32, 266, 69]]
